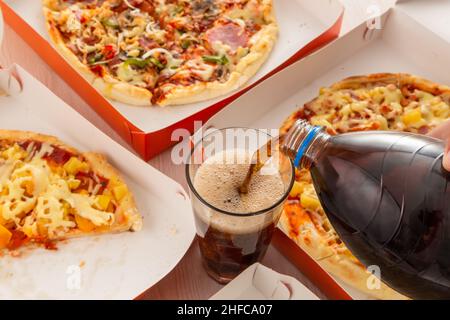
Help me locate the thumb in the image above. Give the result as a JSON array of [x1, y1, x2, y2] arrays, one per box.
[[443, 140, 450, 172]]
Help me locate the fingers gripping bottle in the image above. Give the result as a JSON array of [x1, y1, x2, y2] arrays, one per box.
[[281, 120, 450, 299]]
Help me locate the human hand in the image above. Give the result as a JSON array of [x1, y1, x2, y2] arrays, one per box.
[[428, 120, 450, 171]]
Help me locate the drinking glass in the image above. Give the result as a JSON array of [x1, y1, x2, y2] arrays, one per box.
[[186, 128, 294, 283]]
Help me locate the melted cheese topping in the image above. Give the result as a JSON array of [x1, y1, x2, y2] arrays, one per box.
[[34, 180, 76, 237], [0, 141, 116, 240]]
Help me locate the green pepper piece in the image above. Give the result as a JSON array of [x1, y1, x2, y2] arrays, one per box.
[[88, 53, 104, 65], [101, 18, 120, 29], [124, 58, 150, 68], [148, 56, 165, 69], [202, 55, 229, 65], [181, 39, 191, 50]]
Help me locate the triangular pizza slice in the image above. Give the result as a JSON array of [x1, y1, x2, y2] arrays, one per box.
[[0, 130, 142, 252]]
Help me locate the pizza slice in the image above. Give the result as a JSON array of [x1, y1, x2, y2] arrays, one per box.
[[0, 130, 142, 253], [279, 73, 450, 300]]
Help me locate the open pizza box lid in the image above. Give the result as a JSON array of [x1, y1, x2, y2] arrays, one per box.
[[0, 0, 344, 160], [192, 2, 450, 300], [210, 263, 319, 300], [0, 65, 196, 299]]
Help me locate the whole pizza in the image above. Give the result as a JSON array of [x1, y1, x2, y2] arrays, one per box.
[[0, 130, 142, 254], [279, 73, 450, 299], [43, 0, 278, 106]]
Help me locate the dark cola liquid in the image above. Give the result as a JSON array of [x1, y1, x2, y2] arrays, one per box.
[[195, 215, 276, 283], [310, 131, 450, 299]]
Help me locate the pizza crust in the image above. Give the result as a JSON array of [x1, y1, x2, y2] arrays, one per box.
[[92, 75, 153, 106], [0, 129, 79, 154], [330, 73, 450, 96], [42, 1, 279, 107]]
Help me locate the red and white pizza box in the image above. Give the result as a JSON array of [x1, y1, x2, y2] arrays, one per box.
[[0, 3, 2, 45], [196, 2, 450, 300], [210, 263, 319, 300], [0, 0, 344, 160], [0, 65, 195, 299]]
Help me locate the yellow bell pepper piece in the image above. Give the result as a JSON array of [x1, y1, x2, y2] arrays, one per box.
[[300, 194, 321, 211], [63, 157, 89, 175], [68, 178, 81, 190], [289, 181, 303, 198], [402, 109, 422, 125], [95, 195, 111, 211], [112, 184, 128, 201], [75, 215, 96, 232]]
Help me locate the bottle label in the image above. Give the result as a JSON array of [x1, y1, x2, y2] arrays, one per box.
[[294, 126, 322, 167]]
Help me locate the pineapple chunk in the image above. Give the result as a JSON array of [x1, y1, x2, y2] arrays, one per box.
[[416, 90, 435, 103], [431, 102, 450, 118], [319, 87, 329, 95], [384, 88, 402, 104], [112, 184, 128, 201], [289, 181, 303, 198], [0, 224, 11, 249], [350, 101, 369, 112], [310, 114, 333, 128], [1, 186, 8, 196], [63, 157, 89, 175], [300, 194, 321, 211], [75, 214, 96, 232], [95, 195, 111, 211], [22, 180, 34, 196], [2, 144, 26, 160], [68, 179, 81, 190], [37, 219, 49, 237], [402, 108, 422, 125], [22, 225, 36, 238]]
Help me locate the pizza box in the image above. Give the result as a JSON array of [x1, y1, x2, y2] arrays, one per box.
[[193, 3, 450, 300], [0, 2, 2, 45], [210, 263, 319, 300], [0, 0, 344, 160], [0, 64, 196, 299], [395, 0, 450, 43]]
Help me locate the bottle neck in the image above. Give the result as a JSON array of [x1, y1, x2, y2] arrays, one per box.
[[281, 120, 330, 169]]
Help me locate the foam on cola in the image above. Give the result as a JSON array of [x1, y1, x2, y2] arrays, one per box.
[[193, 149, 284, 230]]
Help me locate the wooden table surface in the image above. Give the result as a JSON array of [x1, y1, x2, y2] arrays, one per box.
[[0, 0, 393, 300]]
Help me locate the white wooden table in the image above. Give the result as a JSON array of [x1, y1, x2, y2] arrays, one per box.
[[0, 0, 394, 299]]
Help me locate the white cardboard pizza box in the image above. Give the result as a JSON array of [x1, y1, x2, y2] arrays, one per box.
[[0, 0, 344, 159], [0, 65, 196, 299], [396, 0, 450, 43], [210, 263, 319, 300], [195, 4, 450, 300]]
